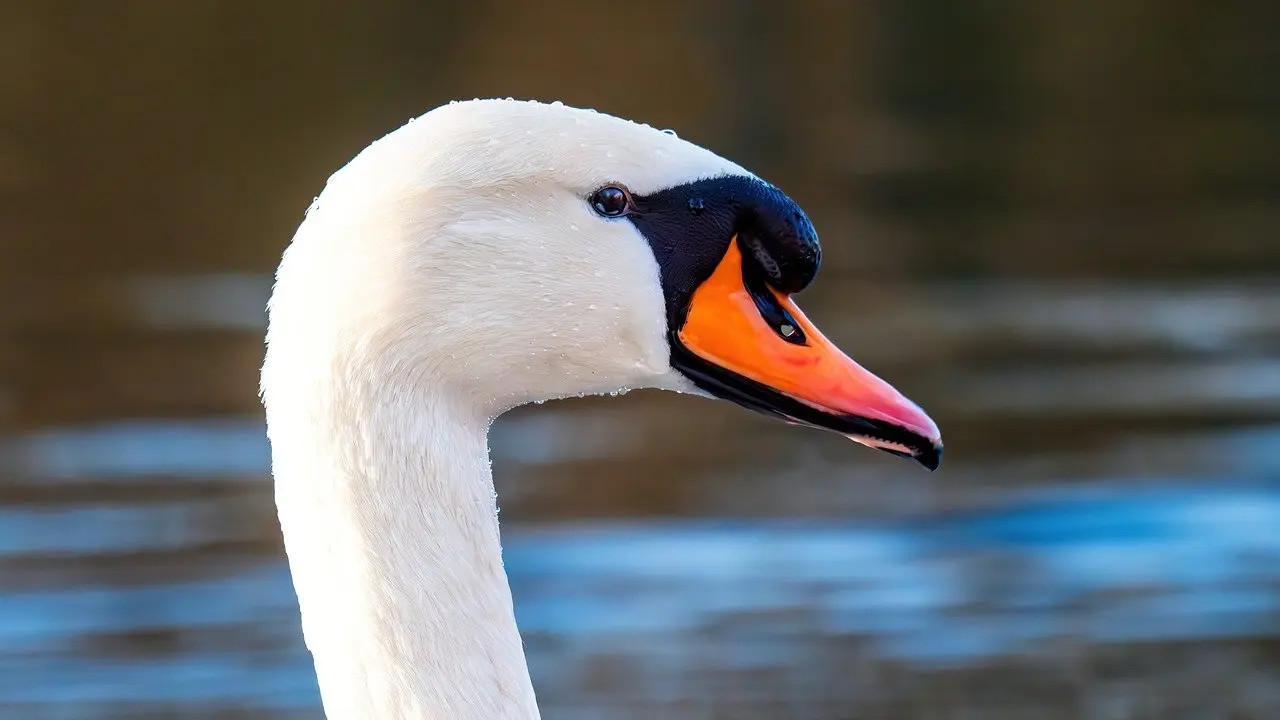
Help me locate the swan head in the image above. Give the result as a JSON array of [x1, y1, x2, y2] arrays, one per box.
[[270, 99, 942, 470]]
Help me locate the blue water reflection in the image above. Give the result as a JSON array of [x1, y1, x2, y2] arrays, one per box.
[[2, 420, 1278, 713]]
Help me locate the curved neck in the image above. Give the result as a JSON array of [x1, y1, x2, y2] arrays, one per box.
[[267, 372, 539, 719]]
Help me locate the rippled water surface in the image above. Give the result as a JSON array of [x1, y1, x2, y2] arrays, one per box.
[[4, 280, 1279, 718]]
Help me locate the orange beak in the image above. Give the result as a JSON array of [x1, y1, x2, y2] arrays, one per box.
[[671, 238, 942, 470]]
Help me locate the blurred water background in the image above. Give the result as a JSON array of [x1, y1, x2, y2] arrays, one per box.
[[2, 1, 1279, 718]]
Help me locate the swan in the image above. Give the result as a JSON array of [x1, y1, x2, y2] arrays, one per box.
[[261, 98, 942, 719]]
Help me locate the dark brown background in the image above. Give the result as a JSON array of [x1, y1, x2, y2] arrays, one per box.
[[2, 1, 1278, 718]]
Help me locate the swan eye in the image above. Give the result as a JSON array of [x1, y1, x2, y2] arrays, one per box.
[[590, 186, 631, 217]]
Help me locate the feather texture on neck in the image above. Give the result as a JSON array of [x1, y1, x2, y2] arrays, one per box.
[[262, 98, 749, 718], [264, 339, 540, 719]]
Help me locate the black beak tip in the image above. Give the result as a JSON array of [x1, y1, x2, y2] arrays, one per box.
[[916, 442, 943, 472], [879, 439, 941, 471]]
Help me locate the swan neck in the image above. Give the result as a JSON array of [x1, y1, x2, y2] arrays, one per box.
[[269, 382, 539, 719]]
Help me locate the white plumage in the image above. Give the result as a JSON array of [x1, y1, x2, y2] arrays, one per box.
[[262, 99, 751, 719]]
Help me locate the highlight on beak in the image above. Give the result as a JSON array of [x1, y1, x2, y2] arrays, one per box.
[[669, 238, 943, 470]]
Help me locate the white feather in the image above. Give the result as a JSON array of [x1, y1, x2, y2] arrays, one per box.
[[261, 99, 750, 719]]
